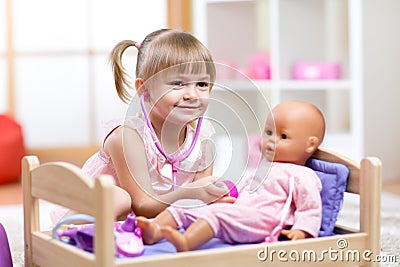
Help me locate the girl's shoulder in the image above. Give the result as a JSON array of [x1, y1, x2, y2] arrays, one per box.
[[102, 114, 146, 150], [100, 114, 145, 137], [197, 119, 216, 140], [124, 113, 146, 131]]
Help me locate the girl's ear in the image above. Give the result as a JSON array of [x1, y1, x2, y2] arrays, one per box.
[[135, 78, 147, 96], [305, 136, 319, 154]]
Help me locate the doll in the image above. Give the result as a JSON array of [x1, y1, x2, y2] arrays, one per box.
[[137, 100, 325, 251]]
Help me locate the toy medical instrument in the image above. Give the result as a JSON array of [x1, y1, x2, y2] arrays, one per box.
[[53, 213, 144, 257], [0, 223, 13, 267], [215, 180, 239, 198], [140, 93, 203, 190]]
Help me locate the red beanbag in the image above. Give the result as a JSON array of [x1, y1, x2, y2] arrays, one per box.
[[0, 114, 25, 184]]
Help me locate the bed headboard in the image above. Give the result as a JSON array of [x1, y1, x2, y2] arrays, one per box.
[[312, 148, 360, 194], [22, 155, 117, 266]]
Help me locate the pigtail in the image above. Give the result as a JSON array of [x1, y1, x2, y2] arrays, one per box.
[[109, 40, 138, 103]]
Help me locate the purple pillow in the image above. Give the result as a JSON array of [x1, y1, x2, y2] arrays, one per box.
[[306, 158, 349, 237]]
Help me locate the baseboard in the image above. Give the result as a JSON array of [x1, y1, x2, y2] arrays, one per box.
[[382, 178, 400, 196]]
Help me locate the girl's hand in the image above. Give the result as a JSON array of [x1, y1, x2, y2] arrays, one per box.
[[183, 175, 219, 188], [205, 181, 236, 204], [183, 176, 235, 204], [210, 195, 236, 204]]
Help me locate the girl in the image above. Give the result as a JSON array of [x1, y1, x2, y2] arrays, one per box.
[[80, 29, 234, 219]]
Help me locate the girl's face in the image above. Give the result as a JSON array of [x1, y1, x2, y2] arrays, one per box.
[[147, 68, 211, 126]]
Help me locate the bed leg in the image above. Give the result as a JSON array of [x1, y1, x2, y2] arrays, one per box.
[[94, 175, 116, 267], [360, 157, 382, 267], [22, 156, 40, 267]]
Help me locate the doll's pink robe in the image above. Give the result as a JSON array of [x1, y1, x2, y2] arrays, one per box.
[[167, 162, 322, 243]]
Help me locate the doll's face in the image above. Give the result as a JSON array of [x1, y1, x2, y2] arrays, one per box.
[[261, 101, 323, 165]]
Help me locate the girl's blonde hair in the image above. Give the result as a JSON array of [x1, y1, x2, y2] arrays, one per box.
[[110, 29, 216, 103]]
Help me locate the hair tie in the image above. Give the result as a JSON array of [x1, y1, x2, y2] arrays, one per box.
[[134, 42, 141, 49]]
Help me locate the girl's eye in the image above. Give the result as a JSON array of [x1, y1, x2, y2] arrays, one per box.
[[281, 134, 287, 139], [197, 81, 209, 88], [171, 81, 184, 88], [266, 130, 273, 136]]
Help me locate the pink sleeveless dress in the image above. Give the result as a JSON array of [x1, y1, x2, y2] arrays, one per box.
[[83, 114, 216, 194]]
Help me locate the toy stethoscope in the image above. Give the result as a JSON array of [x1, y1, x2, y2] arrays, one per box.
[[53, 213, 144, 257], [139, 92, 203, 190]]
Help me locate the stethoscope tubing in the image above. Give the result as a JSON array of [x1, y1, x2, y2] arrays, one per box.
[[139, 93, 203, 189]]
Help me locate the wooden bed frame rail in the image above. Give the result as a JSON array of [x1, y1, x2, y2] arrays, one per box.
[[22, 148, 382, 267]]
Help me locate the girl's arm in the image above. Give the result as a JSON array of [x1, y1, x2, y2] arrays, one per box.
[[105, 126, 228, 218], [192, 139, 236, 204], [193, 137, 215, 180]]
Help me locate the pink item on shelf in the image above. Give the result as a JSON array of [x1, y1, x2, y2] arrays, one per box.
[[292, 62, 341, 80], [248, 52, 271, 80]]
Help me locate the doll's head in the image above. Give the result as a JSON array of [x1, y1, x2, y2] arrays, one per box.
[[261, 100, 325, 165]]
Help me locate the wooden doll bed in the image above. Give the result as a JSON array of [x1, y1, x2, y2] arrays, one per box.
[[22, 148, 381, 267]]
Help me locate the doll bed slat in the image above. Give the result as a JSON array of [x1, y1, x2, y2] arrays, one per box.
[[31, 232, 95, 267], [23, 156, 117, 267], [116, 233, 369, 267], [22, 149, 382, 267], [30, 162, 95, 216]]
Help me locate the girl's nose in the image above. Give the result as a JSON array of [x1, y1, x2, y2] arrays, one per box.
[[183, 83, 199, 100]]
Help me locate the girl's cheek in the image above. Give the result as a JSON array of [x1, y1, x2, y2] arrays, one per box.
[[200, 96, 210, 106]]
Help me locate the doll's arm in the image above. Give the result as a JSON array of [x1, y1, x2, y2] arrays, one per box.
[[280, 229, 309, 240], [290, 174, 322, 238]]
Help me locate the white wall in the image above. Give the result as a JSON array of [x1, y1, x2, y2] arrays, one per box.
[[0, 0, 6, 114], [2, 0, 167, 148], [363, 0, 400, 181]]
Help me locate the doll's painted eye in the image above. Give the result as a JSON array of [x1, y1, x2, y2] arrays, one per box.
[[266, 130, 273, 136], [281, 134, 287, 139]]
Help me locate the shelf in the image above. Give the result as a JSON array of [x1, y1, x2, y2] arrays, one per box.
[[213, 80, 270, 91], [320, 132, 360, 161], [213, 79, 351, 91], [277, 80, 352, 90], [205, 0, 253, 3], [194, 0, 363, 163]]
